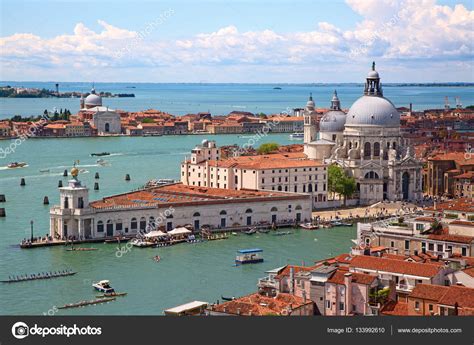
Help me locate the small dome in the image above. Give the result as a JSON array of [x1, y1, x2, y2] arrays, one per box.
[[320, 110, 346, 133], [345, 95, 399, 127], [367, 70, 379, 79], [201, 139, 209, 146]]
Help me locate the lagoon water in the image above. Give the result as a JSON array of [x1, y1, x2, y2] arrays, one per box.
[[1, 82, 473, 118], [0, 134, 356, 315]]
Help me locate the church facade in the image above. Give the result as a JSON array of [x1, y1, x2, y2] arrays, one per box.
[[304, 63, 423, 205], [79, 87, 122, 135]]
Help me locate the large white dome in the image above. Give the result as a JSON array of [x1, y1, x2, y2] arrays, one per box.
[[85, 93, 102, 106], [320, 110, 346, 132], [345, 95, 399, 127]]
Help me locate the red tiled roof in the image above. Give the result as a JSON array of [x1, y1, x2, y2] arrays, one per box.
[[349, 255, 443, 278], [327, 269, 376, 285], [438, 286, 474, 308], [380, 301, 408, 316], [462, 267, 474, 278], [409, 284, 449, 301], [424, 198, 474, 213], [211, 293, 311, 316], [90, 183, 308, 209], [274, 265, 317, 280], [450, 220, 474, 227], [427, 233, 473, 244]]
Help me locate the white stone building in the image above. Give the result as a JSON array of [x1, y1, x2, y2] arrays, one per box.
[[180, 140, 328, 209], [304, 63, 423, 205], [49, 170, 312, 240], [80, 87, 121, 135]]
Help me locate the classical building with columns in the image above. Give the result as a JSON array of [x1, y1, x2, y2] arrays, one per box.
[[304, 63, 423, 205], [49, 168, 311, 240]]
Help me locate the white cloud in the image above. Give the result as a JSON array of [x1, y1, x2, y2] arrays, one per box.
[[0, 1, 472, 81]]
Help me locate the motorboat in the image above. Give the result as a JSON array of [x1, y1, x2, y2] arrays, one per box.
[[257, 228, 270, 234], [131, 238, 154, 248], [92, 280, 115, 293], [300, 223, 319, 230], [289, 133, 304, 140], [39, 169, 50, 173], [7, 162, 27, 169], [91, 152, 110, 157], [273, 231, 292, 236]]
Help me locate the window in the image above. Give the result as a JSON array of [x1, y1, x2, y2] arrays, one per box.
[[326, 301, 331, 309], [116, 221, 123, 231], [97, 221, 104, 232], [131, 218, 137, 230], [339, 302, 344, 311], [428, 243, 434, 251], [78, 197, 84, 209], [437, 244, 443, 252], [415, 301, 420, 310], [429, 304, 433, 312], [64, 197, 69, 209], [416, 223, 424, 231], [462, 247, 467, 256], [405, 240, 410, 250], [390, 241, 395, 248]]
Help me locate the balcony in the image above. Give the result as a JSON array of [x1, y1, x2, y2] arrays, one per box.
[[257, 276, 278, 290], [396, 283, 414, 292]]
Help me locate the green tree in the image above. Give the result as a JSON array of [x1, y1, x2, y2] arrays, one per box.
[[328, 164, 356, 205], [257, 142, 279, 154], [141, 118, 155, 123]]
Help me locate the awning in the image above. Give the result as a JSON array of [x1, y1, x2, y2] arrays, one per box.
[[144, 230, 168, 238], [167, 227, 192, 235]]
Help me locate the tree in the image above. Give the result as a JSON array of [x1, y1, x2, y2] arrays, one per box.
[[257, 142, 279, 154], [328, 164, 356, 205], [141, 118, 155, 124], [328, 164, 344, 199]]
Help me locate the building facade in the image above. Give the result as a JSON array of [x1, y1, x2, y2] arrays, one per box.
[[304, 63, 424, 205]]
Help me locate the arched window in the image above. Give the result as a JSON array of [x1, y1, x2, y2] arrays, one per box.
[[131, 218, 137, 230], [166, 214, 173, 219], [97, 221, 104, 232], [271, 207, 278, 212], [364, 142, 371, 157], [245, 209, 253, 214], [365, 171, 379, 179], [149, 216, 155, 229], [294, 186, 297, 192], [295, 205, 302, 210], [303, 184, 306, 193], [393, 141, 397, 149], [308, 184, 313, 192], [139, 217, 146, 230], [373, 142, 380, 156], [277, 185, 282, 191], [193, 212, 200, 217], [64, 197, 69, 209], [116, 219, 123, 231], [348, 142, 352, 149], [105, 123, 110, 132], [220, 210, 227, 215]]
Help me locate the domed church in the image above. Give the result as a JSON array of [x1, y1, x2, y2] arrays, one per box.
[[79, 86, 121, 135], [304, 62, 423, 205]]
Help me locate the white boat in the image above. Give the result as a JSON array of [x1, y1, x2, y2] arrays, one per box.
[[92, 280, 115, 293], [7, 162, 27, 169], [131, 238, 154, 248], [300, 222, 319, 230], [289, 133, 304, 140]]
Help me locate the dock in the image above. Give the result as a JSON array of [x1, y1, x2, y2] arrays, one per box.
[[1, 270, 76, 283]]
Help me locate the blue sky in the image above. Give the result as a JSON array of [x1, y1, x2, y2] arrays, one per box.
[[1, 0, 473, 82]]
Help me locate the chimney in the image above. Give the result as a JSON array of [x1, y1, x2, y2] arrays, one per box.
[[289, 267, 295, 294], [344, 273, 352, 316]]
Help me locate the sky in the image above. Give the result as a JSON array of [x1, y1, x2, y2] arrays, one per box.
[[0, 0, 473, 83]]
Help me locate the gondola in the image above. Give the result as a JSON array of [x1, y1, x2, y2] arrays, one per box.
[[244, 227, 257, 235]]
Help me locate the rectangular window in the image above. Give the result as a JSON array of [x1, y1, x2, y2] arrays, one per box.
[[428, 243, 434, 251], [405, 240, 410, 250], [462, 247, 467, 256], [326, 301, 331, 309], [339, 302, 344, 311], [391, 241, 395, 247], [415, 301, 420, 310], [437, 244, 443, 252]]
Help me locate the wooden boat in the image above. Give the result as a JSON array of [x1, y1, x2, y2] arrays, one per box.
[[66, 247, 98, 251], [300, 223, 319, 230], [58, 297, 116, 309], [244, 227, 257, 235], [1, 270, 76, 283], [96, 292, 127, 298], [257, 228, 270, 234]]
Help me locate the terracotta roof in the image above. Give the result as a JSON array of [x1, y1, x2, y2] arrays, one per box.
[[438, 286, 474, 309], [415, 217, 436, 222], [327, 269, 377, 285], [205, 152, 324, 170], [275, 264, 317, 280], [450, 220, 474, 227], [349, 255, 443, 278], [380, 301, 408, 316], [429, 152, 474, 165], [89, 182, 308, 210], [409, 284, 450, 301], [210, 293, 311, 316], [454, 171, 474, 179], [427, 233, 473, 244], [425, 198, 474, 213]]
